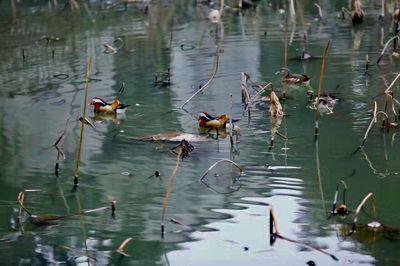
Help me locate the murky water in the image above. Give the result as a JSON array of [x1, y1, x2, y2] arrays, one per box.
[[1, 0, 400, 265]]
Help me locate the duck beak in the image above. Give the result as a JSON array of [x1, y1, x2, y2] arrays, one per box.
[[275, 71, 281, 75]]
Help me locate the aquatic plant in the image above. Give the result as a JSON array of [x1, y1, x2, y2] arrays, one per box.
[[181, 50, 220, 109], [161, 140, 193, 236], [73, 58, 92, 186], [314, 40, 330, 138]]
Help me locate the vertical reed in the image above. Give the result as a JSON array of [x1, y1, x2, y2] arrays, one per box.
[[352, 193, 378, 232], [284, 16, 288, 68], [73, 58, 92, 185], [314, 40, 331, 137], [229, 93, 234, 148], [161, 147, 182, 236]]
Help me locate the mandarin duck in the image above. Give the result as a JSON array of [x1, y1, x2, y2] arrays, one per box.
[[276, 67, 311, 86], [90, 97, 129, 114], [198, 112, 240, 136], [198, 112, 229, 129]]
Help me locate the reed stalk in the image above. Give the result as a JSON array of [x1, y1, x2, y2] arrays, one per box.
[[384, 72, 400, 93], [314, 3, 322, 19], [377, 36, 400, 64], [360, 102, 390, 147], [117, 237, 133, 256], [181, 51, 219, 109], [314, 40, 330, 137], [315, 140, 326, 211], [284, 16, 288, 68], [161, 148, 182, 236], [269, 206, 338, 260], [331, 180, 347, 214], [229, 93, 234, 148], [73, 58, 92, 185], [351, 193, 378, 232], [199, 159, 243, 181], [250, 82, 272, 104]]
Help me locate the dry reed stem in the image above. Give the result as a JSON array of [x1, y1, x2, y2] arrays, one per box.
[[269, 207, 279, 235], [199, 159, 243, 181], [270, 206, 338, 260], [74, 58, 92, 185], [284, 16, 288, 68], [250, 82, 272, 104], [360, 102, 391, 146], [17, 192, 32, 217], [377, 36, 400, 64], [384, 72, 400, 93], [219, 0, 224, 17], [241, 72, 251, 109], [117, 237, 133, 256], [229, 93, 234, 147], [269, 90, 284, 118], [331, 180, 347, 213], [161, 148, 183, 234], [314, 40, 331, 137], [314, 3, 322, 18], [352, 193, 378, 231], [181, 51, 220, 109]]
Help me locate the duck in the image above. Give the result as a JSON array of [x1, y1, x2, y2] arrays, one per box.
[[313, 94, 339, 114], [275, 67, 311, 86], [307, 91, 339, 114], [198, 112, 229, 129], [90, 97, 129, 114]]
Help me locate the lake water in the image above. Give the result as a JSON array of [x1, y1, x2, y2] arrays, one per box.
[[0, 0, 400, 265]]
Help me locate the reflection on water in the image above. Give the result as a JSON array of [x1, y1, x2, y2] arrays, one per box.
[[0, 0, 400, 265]]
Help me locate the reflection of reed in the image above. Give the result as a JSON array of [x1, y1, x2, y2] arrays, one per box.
[[75, 192, 89, 256], [360, 147, 389, 179], [315, 140, 326, 211], [161, 147, 183, 236], [315, 41, 330, 138]]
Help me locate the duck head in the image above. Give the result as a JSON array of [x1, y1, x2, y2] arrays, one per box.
[[275, 67, 292, 77], [111, 99, 121, 110]]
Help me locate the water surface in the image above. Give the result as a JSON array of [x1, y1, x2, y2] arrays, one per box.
[[0, 1, 400, 265]]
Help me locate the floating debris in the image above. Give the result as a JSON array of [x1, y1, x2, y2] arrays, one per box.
[[131, 132, 207, 142]]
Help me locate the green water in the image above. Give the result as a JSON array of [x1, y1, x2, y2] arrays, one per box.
[[0, 0, 400, 265]]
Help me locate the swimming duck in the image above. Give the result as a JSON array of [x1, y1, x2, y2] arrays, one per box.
[[307, 91, 339, 113], [275, 67, 311, 86], [314, 94, 339, 114], [90, 97, 129, 114]]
